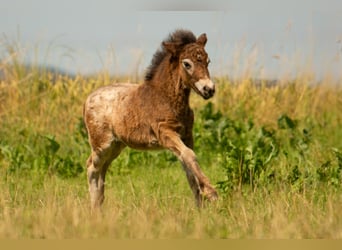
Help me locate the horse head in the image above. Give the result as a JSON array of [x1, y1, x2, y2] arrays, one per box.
[[162, 33, 215, 100]]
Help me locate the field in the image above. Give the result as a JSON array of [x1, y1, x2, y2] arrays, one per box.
[[0, 43, 342, 238]]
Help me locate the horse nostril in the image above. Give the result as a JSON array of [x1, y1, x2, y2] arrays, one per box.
[[204, 86, 215, 96]]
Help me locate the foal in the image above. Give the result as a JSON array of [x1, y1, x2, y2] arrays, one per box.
[[83, 29, 218, 210]]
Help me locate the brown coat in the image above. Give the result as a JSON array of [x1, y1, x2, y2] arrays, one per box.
[[84, 29, 217, 210]]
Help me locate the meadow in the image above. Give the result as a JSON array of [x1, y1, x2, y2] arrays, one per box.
[[0, 42, 342, 238]]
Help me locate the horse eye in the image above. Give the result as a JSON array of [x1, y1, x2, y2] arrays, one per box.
[[182, 61, 192, 70]]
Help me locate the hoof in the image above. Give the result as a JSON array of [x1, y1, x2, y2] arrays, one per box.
[[206, 190, 218, 202], [197, 186, 218, 207]]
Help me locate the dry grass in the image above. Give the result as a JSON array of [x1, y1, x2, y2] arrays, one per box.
[[1, 172, 341, 238], [0, 39, 342, 238]]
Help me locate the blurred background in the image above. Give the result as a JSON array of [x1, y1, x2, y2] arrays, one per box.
[[1, 0, 342, 80]]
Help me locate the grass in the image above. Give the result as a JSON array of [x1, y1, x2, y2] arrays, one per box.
[[0, 41, 342, 238], [1, 170, 341, 238]]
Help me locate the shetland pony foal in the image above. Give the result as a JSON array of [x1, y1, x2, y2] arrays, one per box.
[[84, 29, 218, 210]]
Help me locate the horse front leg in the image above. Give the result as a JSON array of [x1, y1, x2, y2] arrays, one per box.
[[179, 147, 218, 207], [180, 134, 206, 206], [158, 128, 218, 207]]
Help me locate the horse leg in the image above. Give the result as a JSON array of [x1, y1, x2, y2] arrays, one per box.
[[179, 151, 218, 207], [87, 142, 125, 212], [86, 153, 108, 211], [180, 136, 206, 206], [181, 163, 206, 207], [158, 127, 218, 207]]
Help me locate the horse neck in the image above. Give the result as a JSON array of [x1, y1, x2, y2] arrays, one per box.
[[141, 55, 192, 116], [155, 63, 191, 113]]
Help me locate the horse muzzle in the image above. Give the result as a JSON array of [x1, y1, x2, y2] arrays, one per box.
[[194, 78, 215, 99]]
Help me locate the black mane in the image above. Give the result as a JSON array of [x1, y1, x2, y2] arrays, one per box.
[[144, 29, 197, 82]]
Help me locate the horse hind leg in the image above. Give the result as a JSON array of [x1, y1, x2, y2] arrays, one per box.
[[86, 154, 108, 211], [87, 142, 125, 212]]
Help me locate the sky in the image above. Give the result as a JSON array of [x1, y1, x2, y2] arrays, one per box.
[[1, 0, 342, 80]]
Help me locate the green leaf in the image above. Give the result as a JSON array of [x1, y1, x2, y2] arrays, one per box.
[[277, 114, 297, 129]]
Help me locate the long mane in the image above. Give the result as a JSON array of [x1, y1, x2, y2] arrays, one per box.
[[144, 29, 197, 82]]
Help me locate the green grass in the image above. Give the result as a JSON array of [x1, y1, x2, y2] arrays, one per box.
[[0, 42, 342, 238]]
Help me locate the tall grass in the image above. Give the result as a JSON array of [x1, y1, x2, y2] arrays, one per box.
[[0, 39, 342, 238]]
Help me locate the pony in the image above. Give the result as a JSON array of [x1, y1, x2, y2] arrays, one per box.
[[83, 29, 218, 210]]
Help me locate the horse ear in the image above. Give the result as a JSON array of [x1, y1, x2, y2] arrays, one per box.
[[197, 33, 207, 46], [162, 42, 180, 55]]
